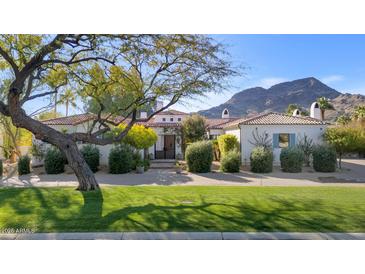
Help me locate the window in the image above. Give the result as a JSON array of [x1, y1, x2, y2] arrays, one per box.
[[273, 133, 295, 149], [279, 133, 289, 148], [178, 118, 182, 121], [162, 118, 166, 122], [170, 117, 174, 122]]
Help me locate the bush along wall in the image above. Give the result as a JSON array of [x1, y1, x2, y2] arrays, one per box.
[[217, 134, 239, 158], [185, 140, 213, 173], [220, 150, 241, 173], [109, 144, 134, 174], [80, 145, 100, 173], [18, 155, 31, 175], [44, 148, 65, 174], [312, 145, 337, 172], [250, 146, 273, 173], [280, 146, 305, 172]]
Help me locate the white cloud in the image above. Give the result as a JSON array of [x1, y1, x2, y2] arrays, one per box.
[[321, 75, 345, 84], [258, 77, 288, 88]]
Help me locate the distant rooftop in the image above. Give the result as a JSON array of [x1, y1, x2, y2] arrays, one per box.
[[157, 109, 188, 115], [224, 112, 326, 128]]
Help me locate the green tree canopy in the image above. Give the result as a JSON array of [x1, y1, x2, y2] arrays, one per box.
[[317, 97, 334, 120], [182, 114, 207, 143], [113, 124, 157, 150]]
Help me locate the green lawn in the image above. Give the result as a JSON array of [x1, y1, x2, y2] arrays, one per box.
[[0, 186, 364, 232]]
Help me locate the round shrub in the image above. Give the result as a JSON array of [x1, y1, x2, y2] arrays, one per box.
[[185, 141, 213, 173], [0, 160, 3, 177], [217, 134, 239, 158], [280, 146, 304, 172], [18, 155, 31, 175], [80, 145, 100, 173], [250, 146, 273, 173], [220, 150, 241, 173], [109, 144, 134, 174], [312, 145, 337, 172], [44, 148, 65, 174]]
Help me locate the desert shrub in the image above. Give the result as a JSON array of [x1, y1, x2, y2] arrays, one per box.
[[18, 155, 31, 175], [217, 134, 239, 158], [44, 148, 65, 174], [297, 134, 314, 167], [185, 141, 213, 173], [312, 145, 337, 172], [250, 146, 273, 173], [220, 150, 241, 172], [109, 144, 134, 174], [80, 145, 100, 173], [280, 146, 304, 172], [0, 160, 3, 177]]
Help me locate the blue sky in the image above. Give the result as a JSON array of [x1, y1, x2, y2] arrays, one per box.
[[25, 35, 365, 115], [174, 34, 365, 112]]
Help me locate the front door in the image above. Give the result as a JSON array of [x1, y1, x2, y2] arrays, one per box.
[[164, 135, 175, 159]]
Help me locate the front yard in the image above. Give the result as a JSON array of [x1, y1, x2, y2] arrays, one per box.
[[0, 186, 365, 232]]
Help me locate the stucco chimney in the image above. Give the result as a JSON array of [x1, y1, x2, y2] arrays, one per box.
[[292, 109, 300, 116], [155, 100, 164, 112], [140, 111, 147, 119], [222, 108, 230, 118], [310, 102, 322, 120]]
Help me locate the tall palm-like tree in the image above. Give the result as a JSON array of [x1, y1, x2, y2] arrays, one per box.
[[59, 89, 77, 116], [317, 97, 334, 120]]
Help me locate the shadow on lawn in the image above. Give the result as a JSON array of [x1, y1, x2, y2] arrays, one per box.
[[0, 188, 364, 232]]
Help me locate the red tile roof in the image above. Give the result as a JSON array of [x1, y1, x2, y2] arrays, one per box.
[[41, 113, 96, 126], [224, 112, 326, 128], [205, 118, 240, 129]]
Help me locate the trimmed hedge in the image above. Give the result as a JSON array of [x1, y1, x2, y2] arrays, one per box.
[[217, 134, 239, 158], [280, 146, 304, 172], [0, 160, 2, 177], [80, 145, 100, 173], [250, 146, 273, 173], [109, 144, 134, 174], [185, 141, 213, 173], [44, 148, 65, 174], [313, 145, 337, 172], [18, 155, 31, 175], [220, 150, 241, 173]]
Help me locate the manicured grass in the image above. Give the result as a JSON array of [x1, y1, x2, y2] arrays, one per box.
[[0, 186, 365, 232]]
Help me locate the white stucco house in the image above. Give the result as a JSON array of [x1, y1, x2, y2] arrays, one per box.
[[39, 108, 237, 165], [37, 101, 326, 166], [223, 102, 327, 165]]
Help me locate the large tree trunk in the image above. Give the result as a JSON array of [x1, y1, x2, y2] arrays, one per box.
[[8, 91, 99, 191], [62, 141, 99, 191]]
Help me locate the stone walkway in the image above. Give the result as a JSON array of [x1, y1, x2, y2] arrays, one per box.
[[1, 232, 365, 240]]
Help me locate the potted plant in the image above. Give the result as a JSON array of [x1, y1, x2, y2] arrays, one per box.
[[135, 153, 145, 174]]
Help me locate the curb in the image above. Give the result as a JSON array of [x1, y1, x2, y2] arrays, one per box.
[[1, 232, 365, 240]]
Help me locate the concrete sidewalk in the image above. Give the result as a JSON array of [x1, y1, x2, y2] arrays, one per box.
[[1, 232, 365, 240]]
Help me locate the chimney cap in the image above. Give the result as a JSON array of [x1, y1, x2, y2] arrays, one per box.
[[222, 108, 230, 118]]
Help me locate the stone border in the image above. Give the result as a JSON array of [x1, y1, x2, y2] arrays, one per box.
[[1, 232, 365, 240]]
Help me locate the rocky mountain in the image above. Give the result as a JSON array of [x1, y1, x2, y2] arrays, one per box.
[[198, 77, 365, 120]]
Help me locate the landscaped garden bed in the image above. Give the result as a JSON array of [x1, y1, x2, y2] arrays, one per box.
[[0, 186, 364, 232]]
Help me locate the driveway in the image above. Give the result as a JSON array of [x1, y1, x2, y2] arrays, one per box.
[[1, 159, 365, 188]]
